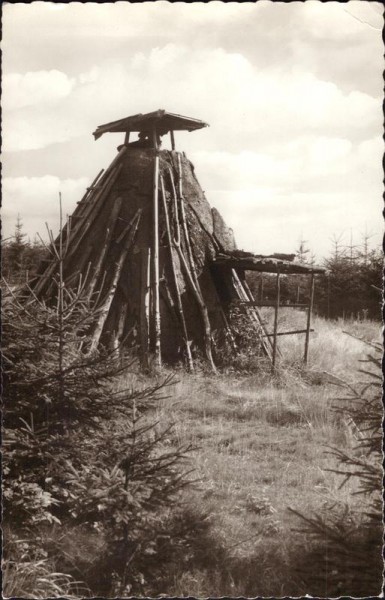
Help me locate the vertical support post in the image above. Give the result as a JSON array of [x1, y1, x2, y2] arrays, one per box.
[[152, 153, 161, 367], [259, 274, 264, 304], [152, 126, 159, 151], [272, 271, 281, 370], [160, 175, 194, 371], [170, 129, 175, 151], [124, 131, 130, 145], [140, 248, 151, 369], [304, 273, 315, 365]]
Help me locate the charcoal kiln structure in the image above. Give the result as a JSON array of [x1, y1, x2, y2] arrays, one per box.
[[34, 110, 325, 371]]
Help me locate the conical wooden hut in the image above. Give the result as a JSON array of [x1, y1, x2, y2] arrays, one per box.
[[33, 110, 324, 370]]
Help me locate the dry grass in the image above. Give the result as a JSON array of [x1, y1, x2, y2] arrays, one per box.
[[120, 316, 381, 596], [260, 308, 381, 378], [2, 530, 91, 599], [7, 317, 379, 597]]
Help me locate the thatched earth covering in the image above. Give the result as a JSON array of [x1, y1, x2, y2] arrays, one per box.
[[34, 146, 239, 364]]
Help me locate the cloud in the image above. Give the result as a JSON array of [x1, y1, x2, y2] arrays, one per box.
[[191, 135, 380, 195], [2, 70, 75, 110], [1, 3, 382, 259], [3, 2, 382, 97], [2, 176, 89, 240], [208, 187, 383, 259], [191, 133, 383, 258], [2, 45, 381, 154]]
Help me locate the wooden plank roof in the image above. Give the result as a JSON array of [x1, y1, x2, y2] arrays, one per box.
[[93, 109, 209, 140], [212, 252, 326, 275]]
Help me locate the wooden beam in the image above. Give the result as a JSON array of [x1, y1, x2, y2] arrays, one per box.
[[235, 275, 275, 361], [87, 196, 123, 299], [238, 301, 308, 308], [152, 125, 159, 151], [160, 175, 194, 371], [116, 299, 129, 347], [174, 244, 216, 373], [140, 248, 151, 369], [170, 129, 175, 151], [176, 152, 216, 372], [272, 271, 281, 370], [152, 154, 161, 367], [167, 167, 180, 245], [304, 273, 315, 364], [65, 165, 122, 263], [88, 210, 141, 353], [263, 328, 314, 337]]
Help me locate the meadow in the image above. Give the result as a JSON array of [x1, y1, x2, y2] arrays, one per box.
[[3, 305, 382, 598], [120, 314, 381, 596]]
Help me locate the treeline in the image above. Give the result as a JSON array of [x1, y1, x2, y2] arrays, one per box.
[[2, 218, 382, 320], [2, 216, 47, 283], [247, 236, 383, 321]]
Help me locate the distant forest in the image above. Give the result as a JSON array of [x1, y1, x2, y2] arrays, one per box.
[[3, 216, 383, 321], [246, 236, 382, 321]]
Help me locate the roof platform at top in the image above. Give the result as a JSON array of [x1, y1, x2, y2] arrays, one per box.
[[93, 109, 209, 140], [212, 251, 326, 275]]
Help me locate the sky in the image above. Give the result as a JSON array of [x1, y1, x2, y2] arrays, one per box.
[[2, 1, 383, 260]]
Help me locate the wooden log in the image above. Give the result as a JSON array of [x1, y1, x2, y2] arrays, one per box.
[[187, 202, 222, 252], [70, 242, 95, 279], [140, 247, 151, 369], [259, 274, 264, 304], [219, 306, 238, 352], [65, 145, 127, 249], [87, 196, 123, 300], [180, 196, 200, 280], [88, 211, 141, 353], [237, 301, 308, 308], [272, 272, 281, 370], [175, 244, 216, 373], [34, 149, 124, 285], [66, 164, 122, 262], [33, 166, 121, 298], [60, 166, 121, 278], [152, 154, 161, 367], [172, 168, 233, 351], [263, 329, 314, 337], [114, 298, 129, 353], [170, 130, 175, 151], [152, 126, 159, 151], [176, 153, 217, 371], [160, 176, 193, 371], [45, 169, 105, 263], [177, 153, 200, 279], [78, 168, 105, 210], [167, 167, 180, 245], [160, 280, 178, 317], [242, 279, 280, 358], [231, 271, 274, 362], [304, 273, 315, 364]]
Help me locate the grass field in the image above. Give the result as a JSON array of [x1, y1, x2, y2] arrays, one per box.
[[121, 315, 381, 596], [4, 311, 381, 598]]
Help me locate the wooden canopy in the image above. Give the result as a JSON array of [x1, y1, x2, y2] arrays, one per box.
[[93, 110, 209, 140], [212, 252, 326, 275]]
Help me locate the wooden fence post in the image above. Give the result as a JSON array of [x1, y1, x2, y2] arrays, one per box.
[[152, 154, 161, 367], [272, 271, 281, 370], [304, 273, 315, 365]]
